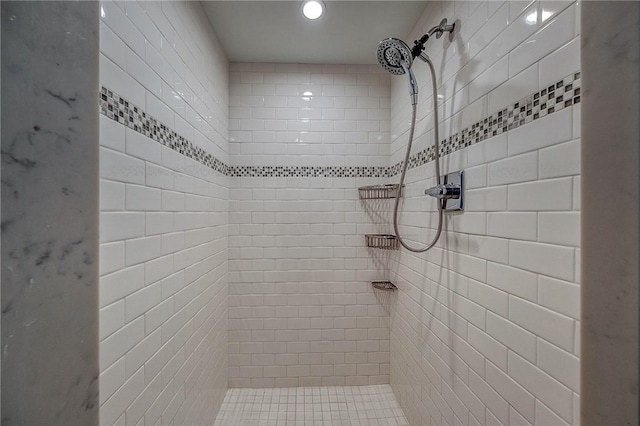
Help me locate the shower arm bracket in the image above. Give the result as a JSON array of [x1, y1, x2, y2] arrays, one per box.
[[411, 18, 455, 59]]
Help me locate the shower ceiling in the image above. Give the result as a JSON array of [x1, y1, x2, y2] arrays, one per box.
[[202, 1, 428, 64]]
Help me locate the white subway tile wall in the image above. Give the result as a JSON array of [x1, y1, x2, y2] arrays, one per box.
[[98, 0, 582, 424], [227, 64, 394, 388], [229, 63, 391, 168], [388, 1, 581, 425], [226, 176, 395, 388], [99, 2, 229, 425]]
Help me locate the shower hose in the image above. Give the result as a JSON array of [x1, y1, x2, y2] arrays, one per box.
[[393, 57, 445, 253]]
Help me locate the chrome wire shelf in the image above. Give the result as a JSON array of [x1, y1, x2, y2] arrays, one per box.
[[372, 281, 397, 291], [365, 234, 399, 250], [358, 184, 401, 199]]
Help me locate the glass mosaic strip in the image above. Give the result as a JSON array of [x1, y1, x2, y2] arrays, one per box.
[[99, 87, 230, 175], [99, 71, 580, 178], [228, 165, 388, 178], [388, 71, 581, 176]]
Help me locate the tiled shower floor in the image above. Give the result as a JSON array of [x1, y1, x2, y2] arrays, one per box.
[[213, 384, 409, 426]]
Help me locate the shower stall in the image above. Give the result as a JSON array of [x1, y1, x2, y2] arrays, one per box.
[[2, 1, 639, 425]]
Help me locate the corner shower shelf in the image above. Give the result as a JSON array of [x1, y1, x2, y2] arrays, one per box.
[[372, 281, 397, 291], [365, 234, 399, 250], [358, 184, 402, 199]]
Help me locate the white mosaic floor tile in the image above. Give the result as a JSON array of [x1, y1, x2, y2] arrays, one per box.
[[214, 384, 409, 426]]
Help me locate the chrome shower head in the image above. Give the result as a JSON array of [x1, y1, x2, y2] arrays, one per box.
[[377, 38, 413, 75], [377, 37, 418, 105]]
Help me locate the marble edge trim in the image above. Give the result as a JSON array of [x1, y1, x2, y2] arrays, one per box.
[[99, 71, 580, 178]]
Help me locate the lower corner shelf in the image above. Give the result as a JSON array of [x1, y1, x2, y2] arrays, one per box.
[[372, 281, 397, 291]]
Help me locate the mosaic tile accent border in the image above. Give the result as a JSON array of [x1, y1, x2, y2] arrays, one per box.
[[389, 71, 582, 176], [100, 87, 230, 175], [229, 165, 387, 178], [99, 71, 580, 178]]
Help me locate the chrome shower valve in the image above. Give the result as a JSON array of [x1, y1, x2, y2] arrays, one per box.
[[424, 183, 461, 199], [425, 170, 464, 211]]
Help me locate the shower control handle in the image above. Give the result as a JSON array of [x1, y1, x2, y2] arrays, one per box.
[[425, 183, 461, 199], [424, 170, 464, 212]]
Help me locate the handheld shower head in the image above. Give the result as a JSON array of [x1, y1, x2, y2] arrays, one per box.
[[377, 37, 412, 75], [377, 38, 418, 105]]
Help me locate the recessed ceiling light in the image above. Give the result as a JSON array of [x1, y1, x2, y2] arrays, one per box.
[[301, 0, 324, 20]]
